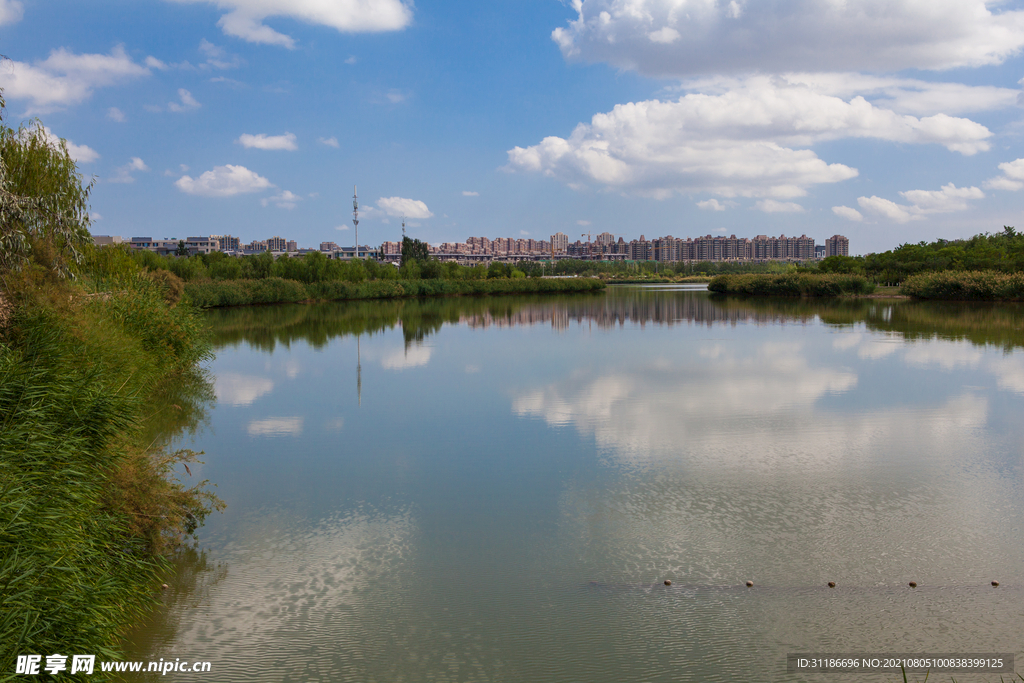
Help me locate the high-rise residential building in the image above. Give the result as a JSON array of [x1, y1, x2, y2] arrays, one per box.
[[267, 236, 287, 252], [825, 235, 850, 256], [596, 232, 615, 246], [212, 234, 240, 251], [246, 240, 268, 252], [321, 241, 340, 252], [287, 240, 298, 252], [551, 232, 569, 253]]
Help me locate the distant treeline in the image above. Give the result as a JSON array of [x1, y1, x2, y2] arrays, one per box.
[[818, 227, 1024, 283]]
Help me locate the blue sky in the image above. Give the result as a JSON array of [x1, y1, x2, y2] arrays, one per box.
[[3, 0, 1024, 254]]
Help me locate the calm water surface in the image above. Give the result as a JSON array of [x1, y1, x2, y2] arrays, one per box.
[[126, 285, 1024, 682]]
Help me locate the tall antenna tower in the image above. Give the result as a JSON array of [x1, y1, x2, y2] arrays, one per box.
[[352, 185, 360, 259]]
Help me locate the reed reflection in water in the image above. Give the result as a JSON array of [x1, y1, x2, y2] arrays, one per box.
[[123, 286, 1024, 682]]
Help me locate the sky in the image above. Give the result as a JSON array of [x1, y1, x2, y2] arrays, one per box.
[[3, 0, 1024, 255]]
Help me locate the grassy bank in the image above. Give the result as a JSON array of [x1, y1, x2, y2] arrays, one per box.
[[901, 270, 1024, 301], [0, 269, 221, 675], [707, 273, 875, 297], [183, 276, 606, 308]]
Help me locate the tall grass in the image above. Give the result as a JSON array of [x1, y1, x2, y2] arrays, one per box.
[[708, 273, 875, 296], [0, 274, 220, 677]]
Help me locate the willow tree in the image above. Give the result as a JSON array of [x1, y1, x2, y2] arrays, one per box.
[[0, 92, 93, 280]]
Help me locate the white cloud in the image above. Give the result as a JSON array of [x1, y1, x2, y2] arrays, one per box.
[[984, 158, 1024, 191], [462, 190, 479, 196], [384, 89, 408, 104], [344, 55, 357, 65], [29, 125, 100, 163], [175, 164, 274, 197], [0, 45, 150, 113], [145, 56, 168, 70], [261, 190, 302, 209], [756, 199, 803, 213], [552, 0, 1024, 77], [90, 212, 102, 221], [167, 88, 201, 112], [238, 132, 298, 150], [647, 27, 680, 44], [858, 195, 917, 224], [0, 0, 23, 25], [318, 136, 339, 148], [376, 196, 433, 219], [166, 0, 413, 48], [108, 157, 150, 184], [577, 219, 591, 226], [107, 106, 126, 122], [856, 183, 983, 223], [697, 198, 726, 211], [335, 224, 350, 231], [832, 206, 864, 222], [506, 77, 991, 199], [247, 417, 303, 437]]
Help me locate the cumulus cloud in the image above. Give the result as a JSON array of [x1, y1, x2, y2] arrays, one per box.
[[380, 345, 432, 370], [215, 372, 274, 406], [175, 164, 274, 197], [238, 132, 298, 150], [697, 199, 726, 211], [832, 206, 864, 222], [984, 158, 1024, 191], [756, 199, 803, 213], [376, 196, 433, 219], [198, 38, 244, 69], [107, 106, 126, 122], [0, 45, 150, 113], [462, 190, 479, 196], [318, 136, 339, 148], [0, 0, 23, 25], [165, 0, 413, 48], [857, 183, 984, 223], [108, 157, 149, 184], [262, 190, 302, 209], [551, 0, 1024, 77], [507, 77, 994, 199]]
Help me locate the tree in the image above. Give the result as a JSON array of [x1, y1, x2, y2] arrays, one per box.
[[176, 240, 189, 257], [401, 236, 429, 263], [0, 102, 94, 279]]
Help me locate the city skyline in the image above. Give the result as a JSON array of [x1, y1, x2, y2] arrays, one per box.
[[3, 2, 1024, 255]]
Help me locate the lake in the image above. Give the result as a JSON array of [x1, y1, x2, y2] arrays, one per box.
[[125, 284, 1024, 681]]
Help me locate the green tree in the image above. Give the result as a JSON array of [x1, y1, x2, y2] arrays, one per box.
[[175, 240, 189, 257], [0, 107, 93, 279], [401, 236, 430, 263]]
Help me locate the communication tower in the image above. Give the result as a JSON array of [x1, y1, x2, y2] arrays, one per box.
[[352, 185, 360, 259]]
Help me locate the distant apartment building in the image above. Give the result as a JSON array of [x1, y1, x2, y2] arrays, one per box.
[[321, 241, 340, 252], [246, 240, 268, 253], [129, 237, 180, 256], [211, 234, 240, 251], [267, 236, 287, 252], [825, 235, 850, 257], [596, 232, 615, 246], [92, 235, 123, 247], [381, 241, 402, 256], [185, 236, 220, 255], [551, 232, 569, 254], [287, 240, 298, 252]]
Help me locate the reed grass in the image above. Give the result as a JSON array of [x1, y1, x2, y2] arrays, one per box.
[[707, 273, 875, 296], [901, 270, 1024, 301]]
